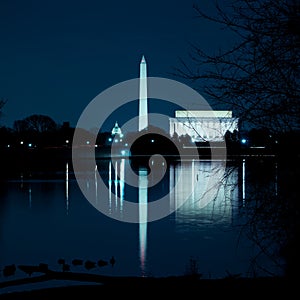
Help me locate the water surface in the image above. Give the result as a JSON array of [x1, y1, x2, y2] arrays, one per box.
[[0, 157, 283, 286]]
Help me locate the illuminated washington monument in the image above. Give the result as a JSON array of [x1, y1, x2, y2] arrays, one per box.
[[138, 55, 148, 131]]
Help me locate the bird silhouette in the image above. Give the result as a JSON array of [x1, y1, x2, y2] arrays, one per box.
[[62, 263, 70, 272], [72, 259, 83, 266], [84, 260, 96, 271], [97, 259, 108, 267], [3, 264, 16, 277], [109, 256, 116, 267]]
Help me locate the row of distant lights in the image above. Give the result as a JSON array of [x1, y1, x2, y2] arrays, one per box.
[[6, 140, 71, 148], [6, 138, 249, 148], [6, 141, 34, 148], [7, 139, 248, 146], [108, 133, 124, 144], [6, 139, 129, 156], [6, 139, 130, 147]]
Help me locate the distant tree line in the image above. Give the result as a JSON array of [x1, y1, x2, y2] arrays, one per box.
[[0, 114, 111, 149], [0, 113, 298, 154], [0, 114, 74, 148]]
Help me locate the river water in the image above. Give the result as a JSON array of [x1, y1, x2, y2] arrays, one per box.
[[0, 156, 284, 286]]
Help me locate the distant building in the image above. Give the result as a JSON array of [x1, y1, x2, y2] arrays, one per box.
[[110, 121, 124, 145], [169, 110, 239, 142], [111, 121, 122, 136]]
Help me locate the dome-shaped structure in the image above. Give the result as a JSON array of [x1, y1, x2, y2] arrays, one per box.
[[111, 122, 122, 136]]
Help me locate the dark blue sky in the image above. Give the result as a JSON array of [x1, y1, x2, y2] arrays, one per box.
[[0, 0, 232, 131]]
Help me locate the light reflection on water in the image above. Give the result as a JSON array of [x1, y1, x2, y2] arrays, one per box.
[[0, 158, 281, 283], [170, 160, 238, 230]]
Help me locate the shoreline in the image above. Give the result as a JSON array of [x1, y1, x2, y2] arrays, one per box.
[[0, 273, 296, 298]]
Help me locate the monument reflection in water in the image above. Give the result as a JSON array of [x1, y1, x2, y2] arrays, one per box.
[[104, 158, 240, 276], [1, 156, 281, 280]]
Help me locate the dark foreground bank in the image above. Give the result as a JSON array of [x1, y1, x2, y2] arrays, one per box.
[[0, 274, 297, 299]]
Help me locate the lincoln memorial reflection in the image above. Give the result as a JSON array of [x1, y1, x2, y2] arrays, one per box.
[[104, 158, 240, 276]]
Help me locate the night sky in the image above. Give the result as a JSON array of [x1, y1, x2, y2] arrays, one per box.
[[0, 0, 232, 131]]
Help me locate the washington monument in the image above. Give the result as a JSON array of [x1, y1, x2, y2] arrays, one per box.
[[138, 55, 148, 131]]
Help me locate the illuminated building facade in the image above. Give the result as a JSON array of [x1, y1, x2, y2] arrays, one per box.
[[169, 110, 239, 142]]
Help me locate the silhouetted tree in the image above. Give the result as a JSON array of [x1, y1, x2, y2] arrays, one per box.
[[96, 131, 112, 146], [109, 256, 116, 267], [248, 128, 272, 147], [181, 134, 192, 144], [175, 0, 300, 278], [62, 263, 70, 272], [0, 98, 6, 120], [84, 260, 96, 271], [184, 256, 201, 279], [13, 114, 57, 133], [12, 114, 71, 147], [0, 126, 14, 147], [176, 0, 300, 134], [72, 259, 83, 266], [97, 259, 108, 267], [3, 264, 16, 277]]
